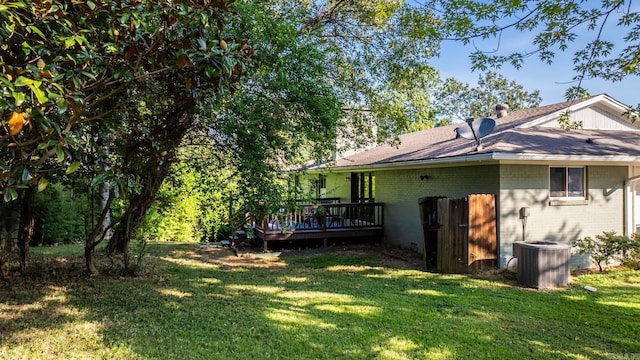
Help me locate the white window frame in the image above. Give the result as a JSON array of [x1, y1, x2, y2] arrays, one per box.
[[549, 166, 587, 202]]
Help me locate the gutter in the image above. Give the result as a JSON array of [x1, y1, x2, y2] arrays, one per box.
[[303, 152, 640, 173]]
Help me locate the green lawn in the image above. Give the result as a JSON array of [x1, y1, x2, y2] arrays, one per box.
[[1, 243, 639, 359]]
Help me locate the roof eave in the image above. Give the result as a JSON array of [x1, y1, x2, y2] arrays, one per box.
[[492, 152, 640, 165], [303, 152, 640, 173]]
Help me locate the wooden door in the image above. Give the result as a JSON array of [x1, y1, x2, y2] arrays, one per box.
[[468, 194, 497, 272], [419, 196, 445, 269], [437, 197, 469, 273], [434, 194, 497, 273], [450, 197, 470, 273]]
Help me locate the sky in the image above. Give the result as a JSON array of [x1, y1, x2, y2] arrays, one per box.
[[427, 2, 640, 107], [432, 41, 640, 107]]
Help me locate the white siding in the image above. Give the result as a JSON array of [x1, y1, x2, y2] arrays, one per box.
[[540, 106, 640, 130]]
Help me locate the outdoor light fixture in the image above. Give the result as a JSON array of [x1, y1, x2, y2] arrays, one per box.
[[420, 174, 431, 181], [345, 176, 350, 182]]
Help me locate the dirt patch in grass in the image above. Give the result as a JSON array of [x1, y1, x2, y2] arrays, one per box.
[[195, 242, 428, 271], [195, 247, 287, 269], [472, 267, 519, 285]]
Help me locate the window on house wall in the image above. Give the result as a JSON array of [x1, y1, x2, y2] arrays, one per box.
[[363, 173, 375, 202], [350, 172, 375, 203], [318, 174, 327, 198], [550, 167, 586, 198]]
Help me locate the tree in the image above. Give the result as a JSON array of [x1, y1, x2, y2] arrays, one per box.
[[297, 0, 445, 141], [434, 71, 542, 122], [216, 0, 344, 211], [429, 0, 640, 105], [123, 0, 450, 252], [1, 0, 249, 273], [0, 200, 19, 277], [94, 0, 251, 272]]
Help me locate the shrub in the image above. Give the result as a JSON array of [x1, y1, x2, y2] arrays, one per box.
[[621, 233, 640, 270], [573, 231, 640, 271], [573, 231, 626, 272]]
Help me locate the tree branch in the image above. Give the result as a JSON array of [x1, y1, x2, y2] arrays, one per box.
[[299, 0, 349, 34]]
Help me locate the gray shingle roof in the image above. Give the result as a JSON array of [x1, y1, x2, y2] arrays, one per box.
[[327, 95, 640, 170]]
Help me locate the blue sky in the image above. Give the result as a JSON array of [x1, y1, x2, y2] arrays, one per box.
[[427, 2, 640, 107], [432, 41, 639, 107]]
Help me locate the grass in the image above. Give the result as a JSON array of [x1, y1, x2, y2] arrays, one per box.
[[1, 242, 639, 360]]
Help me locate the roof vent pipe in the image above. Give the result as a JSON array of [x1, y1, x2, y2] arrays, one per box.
[[496, 103, 509, 118]]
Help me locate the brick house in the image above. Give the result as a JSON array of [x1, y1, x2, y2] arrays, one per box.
[[296, 94, 640, 269]]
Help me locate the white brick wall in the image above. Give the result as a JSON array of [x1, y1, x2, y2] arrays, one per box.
[[499, 164, 627, 269], [302, 164, 629, 270], [376, 165, 500, 252]]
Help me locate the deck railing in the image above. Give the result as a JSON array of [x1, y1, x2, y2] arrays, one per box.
[[259, 202, 384, 232], [295, 197, 341, 206]]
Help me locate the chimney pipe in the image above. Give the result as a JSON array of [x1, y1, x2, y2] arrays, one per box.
[[496, 103, 509, 118]]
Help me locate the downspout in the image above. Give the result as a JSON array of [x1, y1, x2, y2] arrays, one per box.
[[624, 175, 640, 236]]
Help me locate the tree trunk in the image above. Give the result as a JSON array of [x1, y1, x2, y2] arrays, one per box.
[[18, 186, 36, 272], [0, 202, 20, 278], [98, 182, 112, 240], [85, 188, 115, 275], [106, 165, 170, 267], [106, 106, 195, 268], [98, 147, 113, 240]]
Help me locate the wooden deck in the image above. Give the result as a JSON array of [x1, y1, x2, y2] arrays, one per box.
[[253, 202, 384, 251]]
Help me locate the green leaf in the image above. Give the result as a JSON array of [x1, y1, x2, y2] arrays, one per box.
[[64, 37, 76, 48], [56, 98, 68, 115], [91, 173, 108, 187], [66, 161, 81, 175], [21, 168, 31, 181], [51, 121, 62, 136], [27, 82, 48, 104], [4, 190, 12, 202], [27, 25, 45, 38], [37, 177, 49, 192], [14, 76, 32, 86], [198, 39, 207, 50], [55, 145, 65, 161], [9, 188, 18, 201], [81, 71, 96, 80], [12, 91, 25, 106], [0, 76, 14, 90]]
